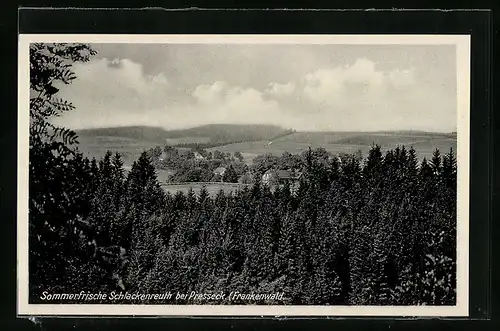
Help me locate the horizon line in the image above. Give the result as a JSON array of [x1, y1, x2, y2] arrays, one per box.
[[73, 123, 457, 134]]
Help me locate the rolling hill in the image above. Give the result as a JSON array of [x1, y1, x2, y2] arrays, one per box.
[[74, 124, 293, 164], [77, 126, 169, 144], [76, 124, 291, 145], [208, 131, 457, 163], [163, 124, 292, 143], [75, 124, 457, 166]]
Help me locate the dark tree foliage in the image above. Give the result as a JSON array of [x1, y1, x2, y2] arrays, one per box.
[[31, 144, 457, 305], [29, 43, 106, 300], [223, 165, 239, 183], [29, 43, 457, 306]]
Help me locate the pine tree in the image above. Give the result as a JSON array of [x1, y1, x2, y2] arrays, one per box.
[[419, 157, 434, 181], [407, 146, 419, 177], [278, 209, 307, 304], [442, 148, 457, 189], [339, 153, 361, 189], [125, 213, 164, 293], [431, 148, 442, 177], [223, 164, 239, 183], [29, 138, 457, 305], [364, 144, 383, 178]]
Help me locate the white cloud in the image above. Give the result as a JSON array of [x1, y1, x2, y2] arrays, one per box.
[[188, 81, 283, 127], [259, 58, 453, 131], [54, 57, 175, 123], [72, 58, 169, 97], [54, 54, 455, 132], [388, 68, 415, 87], [302, 58, 387, 108], [265, 82, 295, 96], [192, 81, 228, 104], [151, 72, 168, 86]]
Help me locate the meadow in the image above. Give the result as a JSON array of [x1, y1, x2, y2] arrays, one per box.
[[77, 135, 157, 166], [165, 136, 211, 145], [76, 135, 190, 166], [122, 166, 174, 185], [160, 182, 250, 196], [77, 126, 456, 167], [208, 132, 457, 163], [123, 168, 243, 197]]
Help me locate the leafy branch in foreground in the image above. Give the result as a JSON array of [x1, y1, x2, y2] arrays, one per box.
[[29, 43, 96, 157]]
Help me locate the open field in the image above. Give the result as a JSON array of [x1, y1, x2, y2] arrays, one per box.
[[208, 132, 457, 163], [77, 129, 457, 167], [165, 136, 210, 145], [122, 166, 174, 183], [77, 135, 157, 165], [161, 182, 250, 196], [75, 124, 290, 154], [77, 135, 191, 166], [125, 166, 245, 196]]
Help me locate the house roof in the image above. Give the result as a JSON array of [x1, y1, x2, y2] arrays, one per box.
[[213, 166, 227, 174], [263, 169, 297, 179], [193, 151, 205, 158], [277, 170, 293, 179]]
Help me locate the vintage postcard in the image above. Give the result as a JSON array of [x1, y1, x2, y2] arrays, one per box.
[[17, 34, 470, 316]]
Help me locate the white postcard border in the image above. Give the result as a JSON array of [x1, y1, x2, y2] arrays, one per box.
[[17, 34, 470, 317]]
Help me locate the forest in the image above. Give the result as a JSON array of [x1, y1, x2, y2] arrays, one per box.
[[28, 43, 457, 306]]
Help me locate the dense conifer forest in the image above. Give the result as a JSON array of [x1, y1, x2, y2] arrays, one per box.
[[28, 43, 457, 306]]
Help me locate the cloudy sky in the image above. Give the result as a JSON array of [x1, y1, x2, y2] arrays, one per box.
[[53, 43, 457, 132]]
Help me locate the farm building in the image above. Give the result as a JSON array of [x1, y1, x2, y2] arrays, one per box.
[[193, 151, 205, 160], [262, 169, 301, 186], [277, 170, 295, 181], [213, 166, 227, 177]]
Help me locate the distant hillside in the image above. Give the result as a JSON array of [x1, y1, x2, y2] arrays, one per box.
[[77, 126, 169, 144], [211, 130, 457, 164], [77, 125, 452, 146], [75, 124, 293, 163], [75, 125, 456, 166], [76, 124, 293, 147], [372, 130, 457, 138], [274, 130, 456, 145], [164, 124, 293, 144]]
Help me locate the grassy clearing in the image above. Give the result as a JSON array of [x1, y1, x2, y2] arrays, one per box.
[[78, 131, 457, 167], [165, 136, 210, 145], [77, 135, 156, 165], [208, 133, 457, 161], [161, 182, 248, 196]]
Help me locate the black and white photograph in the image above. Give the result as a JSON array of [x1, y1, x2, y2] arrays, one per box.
[[17, 34, 470, 316]]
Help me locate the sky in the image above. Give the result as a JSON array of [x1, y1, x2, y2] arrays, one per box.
[[52, 43, 457, 132]]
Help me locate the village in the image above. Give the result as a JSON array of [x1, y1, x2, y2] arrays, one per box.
[[146, 144, 305, 194]]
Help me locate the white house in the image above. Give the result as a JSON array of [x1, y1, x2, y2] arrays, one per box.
[[262, 169, 301, 186], [213, 166, 227, 177], [262, 169, 274, 185], [193, 151, 205, 160]]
